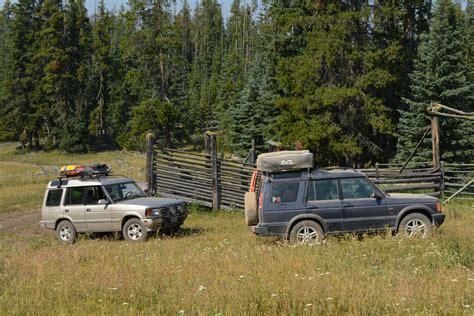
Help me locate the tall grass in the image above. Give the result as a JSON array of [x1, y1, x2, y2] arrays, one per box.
[[0, 143, 472, 314]]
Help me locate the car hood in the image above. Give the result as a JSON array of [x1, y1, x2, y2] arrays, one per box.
[[386, 193, 437, 203], [116, 197, 184, 208]]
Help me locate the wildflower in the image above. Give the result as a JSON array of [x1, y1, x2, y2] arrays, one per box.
[[109, 287, 118, 291], [306, 303, 313, 307], [197, 285, 206, 292], [271, 294, 278, 297], [178, 310, 185, 314], [451, 279, 458, 282], [326, 297, 334, 301], [123, 302, 129, 306]]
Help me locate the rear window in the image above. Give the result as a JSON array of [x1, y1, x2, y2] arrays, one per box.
[[46, 189, 63, 206], [271, 182, 300, 203]]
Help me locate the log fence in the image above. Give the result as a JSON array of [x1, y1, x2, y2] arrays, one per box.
[[146, 134, 471, 209]]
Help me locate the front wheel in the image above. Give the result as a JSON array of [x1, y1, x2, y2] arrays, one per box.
[[398, 213, 432, 238], [289, 220, 324, 245], [123, 218, 148, 242], [56, 220, 77, 244]]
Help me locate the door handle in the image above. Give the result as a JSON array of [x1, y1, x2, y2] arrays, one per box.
[[65, 209, 69, 213], [343, 203, 354, 207], [307, 205, 319, 209], [86, 208, 91, 212]]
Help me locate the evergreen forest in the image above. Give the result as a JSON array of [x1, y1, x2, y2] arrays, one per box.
[[0, 0, 473, 166]]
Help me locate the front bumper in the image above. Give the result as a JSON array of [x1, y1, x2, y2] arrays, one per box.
[[432, 213, 445, 227], [141, 218, 163, 231]]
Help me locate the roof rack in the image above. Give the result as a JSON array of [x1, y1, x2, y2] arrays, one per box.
[[59, 164, 112, 178]]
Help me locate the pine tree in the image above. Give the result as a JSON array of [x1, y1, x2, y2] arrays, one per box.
[[397, 0, 474, 163], [271, 1, 394, 166], [1, 0, 41, 148], [230, 53, 276, 156]]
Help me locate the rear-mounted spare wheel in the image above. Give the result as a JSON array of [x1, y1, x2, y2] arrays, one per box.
[[245, 191, 258, 226]]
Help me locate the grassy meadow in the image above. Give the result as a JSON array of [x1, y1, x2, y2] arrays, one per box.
[[0, 143, 473, 314]]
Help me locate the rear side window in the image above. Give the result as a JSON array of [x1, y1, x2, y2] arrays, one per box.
[[65, 187, 84, 205], [271, 182, 300, 203], [307, 180, 339, 201], [46, 189, 63, 206]]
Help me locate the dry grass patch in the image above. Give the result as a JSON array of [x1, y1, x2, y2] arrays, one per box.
[[0, 142, 472, 314]]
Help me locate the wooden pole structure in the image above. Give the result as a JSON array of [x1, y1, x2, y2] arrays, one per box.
[[145, 132, 155, 197], [431, 115, 440, 169], [210, 133, 221, 210]]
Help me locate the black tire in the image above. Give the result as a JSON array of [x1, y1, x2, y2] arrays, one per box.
[[56, 220, 77, 244], [398, 213, 432, 238], [122, 218, 148, 242], [244, 191, 258, 226], [289, 220, 324, 245]]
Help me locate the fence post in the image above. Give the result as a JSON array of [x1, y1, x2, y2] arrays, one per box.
[[431, 115, 440, 169], [248, 139, 256, 164], [375, 162, 379, 178], [204, 132, 211, 155], [210, 134, 221, 210], [146, 132, 155, 197]]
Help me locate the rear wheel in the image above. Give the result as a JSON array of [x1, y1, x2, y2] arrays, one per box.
[[289, 220, 324, 245], [123, 218, 148, 242], [399, 213, 432, 238], [56, 220, 76, 244]]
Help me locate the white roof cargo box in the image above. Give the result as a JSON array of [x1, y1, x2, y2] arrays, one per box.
[[256, 150, 314, 172]]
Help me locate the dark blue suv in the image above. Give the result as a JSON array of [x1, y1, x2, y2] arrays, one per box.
[[247, 169, 445, 244]]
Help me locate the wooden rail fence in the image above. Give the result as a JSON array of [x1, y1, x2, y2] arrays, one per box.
[[145, 134, 470, 209]]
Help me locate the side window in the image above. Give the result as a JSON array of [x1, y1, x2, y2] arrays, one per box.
[[66, 187, 84, 205], [307, 180, 339, 201], [46, 189, 63, 206], [271, 182, 300, 203], [84, 186, 106, 205], [340, 178, 375, 199]]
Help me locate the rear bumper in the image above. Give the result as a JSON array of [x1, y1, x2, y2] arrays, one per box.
[[251, 225, 269, 236], [432, 213, 445, 227], [39, 221, 46, 229]]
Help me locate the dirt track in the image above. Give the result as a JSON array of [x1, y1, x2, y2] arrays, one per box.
[[0, 210, 49, 236]]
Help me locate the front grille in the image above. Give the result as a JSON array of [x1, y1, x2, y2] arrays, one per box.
[[159, 208, 169, 217]]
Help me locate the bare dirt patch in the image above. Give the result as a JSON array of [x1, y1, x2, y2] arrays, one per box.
[[0, 210, 48, 236]]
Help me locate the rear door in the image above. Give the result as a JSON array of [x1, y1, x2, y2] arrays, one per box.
[[340, 177, 387, 232], [263, 181, 305, 235], [306, 179, 343, 233], [64, 187, 87, 231], [84, 186, 113, 231]]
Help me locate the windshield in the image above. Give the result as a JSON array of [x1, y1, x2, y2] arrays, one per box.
[[104, 182, 146, 202]]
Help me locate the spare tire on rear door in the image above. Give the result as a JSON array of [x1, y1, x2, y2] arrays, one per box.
[[245, 191, 258, 226]]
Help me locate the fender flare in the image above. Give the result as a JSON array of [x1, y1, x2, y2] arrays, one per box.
[[54, 216, 75, 230], [396, 205, 434, 227], [285, 214, 327, 236]]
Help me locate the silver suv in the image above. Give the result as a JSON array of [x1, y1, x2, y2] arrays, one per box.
[[40, 176, 188, 243]]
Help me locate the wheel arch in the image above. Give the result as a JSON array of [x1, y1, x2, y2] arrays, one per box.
[[54, 216, 75, 230], [121, 215, 141, 230], [396, 206, 433, 230], [285, 214, 326, 238]]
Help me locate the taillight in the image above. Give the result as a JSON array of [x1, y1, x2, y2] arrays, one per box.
[[145, 207, 152, 217], [436, 201, 443, 213], [258, 191, 263, 210]]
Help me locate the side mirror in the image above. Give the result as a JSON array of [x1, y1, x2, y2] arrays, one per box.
[[98, 199, 108, 205], [371, 192, 383, 200]]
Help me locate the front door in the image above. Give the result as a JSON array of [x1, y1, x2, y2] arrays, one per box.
[[340, 178, 387, 232], [306, 179, 343, 233]]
